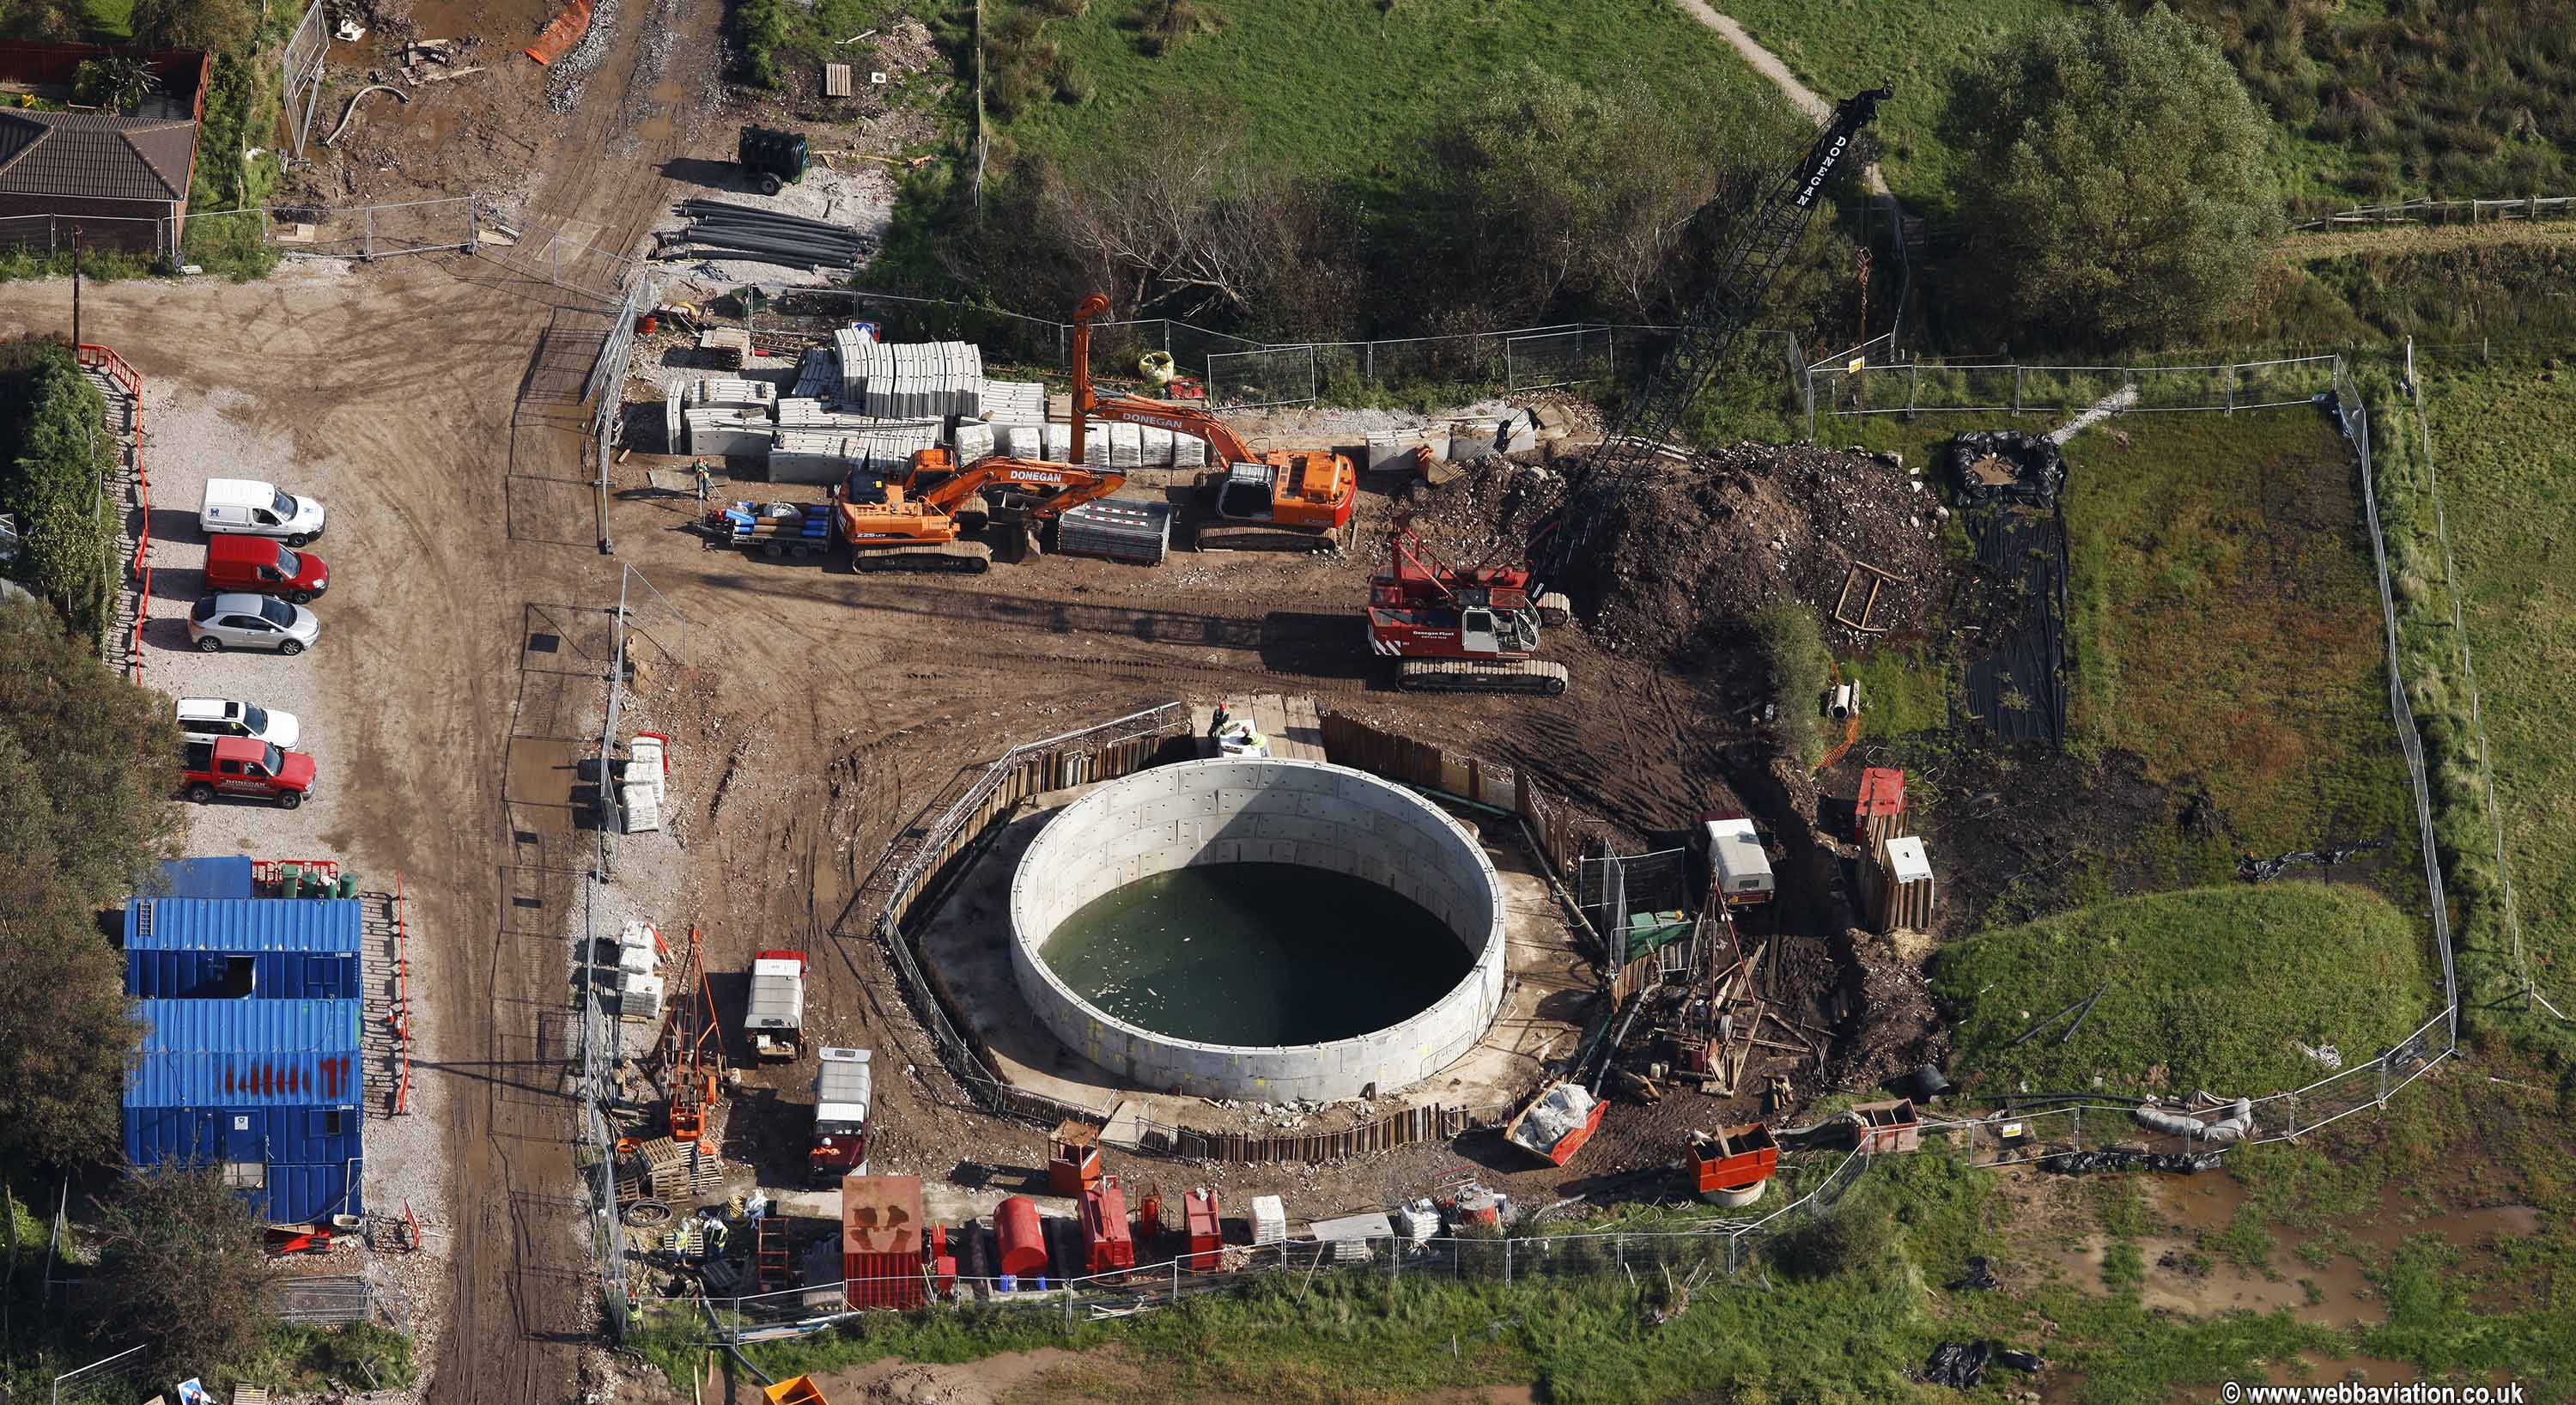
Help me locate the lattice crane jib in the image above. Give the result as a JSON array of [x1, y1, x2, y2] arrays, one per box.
[[1526, 86, 1892, 604]]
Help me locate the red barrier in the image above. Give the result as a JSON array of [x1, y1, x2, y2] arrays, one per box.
[[392, 871, 414, 1115], [76, 344, 147, 683]]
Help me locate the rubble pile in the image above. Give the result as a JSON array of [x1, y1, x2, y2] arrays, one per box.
[[1411, 441, 1952, 661]]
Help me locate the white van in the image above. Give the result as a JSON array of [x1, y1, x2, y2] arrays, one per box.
[[201, 478, 326, 544]]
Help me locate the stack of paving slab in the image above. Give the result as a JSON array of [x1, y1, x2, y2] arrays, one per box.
[[994, 420, 1209, 468], [1055, 499, 1175, 566], [839, 335, 984, 418]]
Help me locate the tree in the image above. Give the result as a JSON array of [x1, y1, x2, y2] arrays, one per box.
[[0, 593, 182, 908], [0, 597, 172, 1170], [126, 0, 255, 55], [1020, 96, 1341, 325], [1941, 4, 2284, 347], [0, 0, 93, 41], [1432, 67, 1814, 322], [93, 1165, 279, 1372]]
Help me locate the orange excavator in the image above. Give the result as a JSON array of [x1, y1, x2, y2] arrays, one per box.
[[832, 453, 1127, 572], [1067, 294, 1358, 552]]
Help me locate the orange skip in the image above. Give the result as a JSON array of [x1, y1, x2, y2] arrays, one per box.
[[525, 0, 593, 64]]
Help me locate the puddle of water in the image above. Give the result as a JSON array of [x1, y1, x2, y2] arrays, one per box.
[[2046, 1233, 2379, 1325], [2039, 1173, 2545, 1328]]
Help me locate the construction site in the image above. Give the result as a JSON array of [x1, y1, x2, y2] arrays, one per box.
[[0, 0, 2512, 1391]]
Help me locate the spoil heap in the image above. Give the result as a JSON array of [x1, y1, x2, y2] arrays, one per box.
[[1413, 441, 1950, 660]]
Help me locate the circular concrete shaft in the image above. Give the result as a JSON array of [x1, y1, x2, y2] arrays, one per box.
[[1009, 757, 1508, 1102]]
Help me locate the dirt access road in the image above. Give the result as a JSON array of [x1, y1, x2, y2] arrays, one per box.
[[3, 252, 1783, 1403]]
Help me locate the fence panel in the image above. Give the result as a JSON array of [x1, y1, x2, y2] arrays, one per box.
[[1206, 344, 1317, 409], [1504, 326, 1613, 391], [50, 1345, 148, 1405]]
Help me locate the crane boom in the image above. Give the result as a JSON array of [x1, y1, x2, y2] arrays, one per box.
[[1525, 85, 1891, 601]]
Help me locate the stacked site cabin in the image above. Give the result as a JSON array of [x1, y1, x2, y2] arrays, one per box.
[[125, 897, 361, 999], [124, 998, 364, 1223], [119, 859, 368, 1225]]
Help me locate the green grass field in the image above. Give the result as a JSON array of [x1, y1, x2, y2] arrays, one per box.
[[985, 0, 1760, 195], [2058, 408, 2411, 859], [1716, 0, 2073, 208], [2413, 356, 2576, 1026], [1934, 882, 2434, 1094]]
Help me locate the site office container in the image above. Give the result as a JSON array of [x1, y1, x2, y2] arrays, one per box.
[[125, 1102, 361, 1167], [842, 1173, 926, 1310], [155, 855, 257, 899], [128, 949, 358, 999], [123, 898, 363, 999], [124, 1000, 364, 1204]]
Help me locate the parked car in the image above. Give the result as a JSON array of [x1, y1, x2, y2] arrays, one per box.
[[187, 593, 319, 654], [181, 736, 315, 809], [204, 534, 328, 603], [200, 478, 325, 545], [175, 696, 301, 751]]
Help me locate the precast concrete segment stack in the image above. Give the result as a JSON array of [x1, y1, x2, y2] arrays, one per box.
[[979, 379, 1047, 423], [768, 423, 942, 484], [682, 379, 780, 411], [1006, 758, 1509, 1103], [687, 408, 774, 458], [841, 339, 985, 419], [794, 350, 837, 400], [951, 421, 996, 465]]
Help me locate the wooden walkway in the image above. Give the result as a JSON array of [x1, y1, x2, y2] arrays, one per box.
[[1187, 694, 1327, 763]]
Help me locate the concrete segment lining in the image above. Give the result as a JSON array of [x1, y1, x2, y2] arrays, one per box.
[[1008, 758, 1508, 1103]]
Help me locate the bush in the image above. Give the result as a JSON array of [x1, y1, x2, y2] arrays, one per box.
[[1766, 1200, 1891, 1281], [1752, 599, 1831, 769], [1941, 4, 2283, 348], [93, 1165, 278, 1377], [0, 339, 116, 637]]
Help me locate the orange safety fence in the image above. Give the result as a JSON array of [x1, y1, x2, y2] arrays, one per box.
[[525, 0, 592, 64], [76, 344, 147, 683]]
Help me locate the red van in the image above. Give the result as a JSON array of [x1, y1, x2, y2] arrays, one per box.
[[205, 533, 329, 602]]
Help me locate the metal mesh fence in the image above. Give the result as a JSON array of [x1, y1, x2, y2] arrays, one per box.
[[1504, 325, 1616, 392], [1206, 344, 1317, 409], [1802, 353, 2342, 435]]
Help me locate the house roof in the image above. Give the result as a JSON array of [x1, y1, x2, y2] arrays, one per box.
[[0, 109, 195, 203]]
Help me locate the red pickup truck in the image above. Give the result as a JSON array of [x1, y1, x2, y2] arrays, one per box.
[[204, 534, 329, 603], [183, 736, 316, 808]]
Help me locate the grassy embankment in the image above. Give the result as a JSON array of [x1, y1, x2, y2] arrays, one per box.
[[986, 0, 1758, 195], [1716, 0, 2576, 211], [2385, 354, 2576, 1055], [1935, 882, 2433, 1095]]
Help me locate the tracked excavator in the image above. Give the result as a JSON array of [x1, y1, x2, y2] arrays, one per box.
[[1066, 295, 1358, 552], [1365, 85, 1892, 696], [833, 454, 1127, 572]]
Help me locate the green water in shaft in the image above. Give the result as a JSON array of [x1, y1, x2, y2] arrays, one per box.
[[1042, 862, 1472, 1046]]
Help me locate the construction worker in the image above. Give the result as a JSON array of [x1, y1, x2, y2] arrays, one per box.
[[1206, 702, 1230, 739], [702, 1214, 729, 1262], [693, 459, 714, 506]]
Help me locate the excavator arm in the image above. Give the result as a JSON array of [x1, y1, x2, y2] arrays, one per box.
[[1523, 85, 1892, 601], [1066, 294, 1257, 465], [904, 453, 1129, 518]]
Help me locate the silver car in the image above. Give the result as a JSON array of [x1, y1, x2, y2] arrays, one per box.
[[187, 593, 319, 655]]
